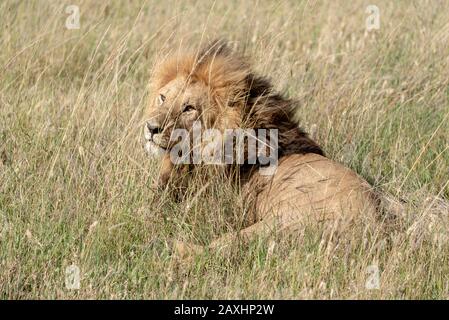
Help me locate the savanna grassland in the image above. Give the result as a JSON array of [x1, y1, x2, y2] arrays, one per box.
[[1, 0, 448, 299]]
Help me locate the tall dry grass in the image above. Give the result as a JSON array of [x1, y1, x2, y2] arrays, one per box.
[[0, 0, 448, 299]]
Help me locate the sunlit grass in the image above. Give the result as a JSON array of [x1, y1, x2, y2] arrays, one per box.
[[0, 0, 448, 299]]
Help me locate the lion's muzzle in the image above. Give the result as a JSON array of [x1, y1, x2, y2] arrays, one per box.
[[144, 120, 167, 158]]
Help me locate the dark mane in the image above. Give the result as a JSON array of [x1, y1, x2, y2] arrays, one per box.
[[242, 73, 324, 158], [197, 40, 324, 158]]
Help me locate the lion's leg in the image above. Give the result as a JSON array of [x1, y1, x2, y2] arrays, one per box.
[[208, 216, 281, 251], [173, 218, 278, 260], [153, 153, 174, 188]]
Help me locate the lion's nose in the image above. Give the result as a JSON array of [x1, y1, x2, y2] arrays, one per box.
[[146, 120, 162, 135]]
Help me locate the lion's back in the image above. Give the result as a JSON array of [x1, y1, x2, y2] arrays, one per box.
[[251, 153, 379, 227]]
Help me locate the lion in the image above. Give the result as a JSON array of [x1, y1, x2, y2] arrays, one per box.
[[144, 40, 380, 255]]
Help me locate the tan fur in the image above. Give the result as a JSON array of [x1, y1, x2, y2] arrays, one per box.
[[144, 41, 379, 255]]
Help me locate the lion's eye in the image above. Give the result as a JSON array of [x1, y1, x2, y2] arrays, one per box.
[[157, 94, 166, 105], [182, 104, 195, 113]]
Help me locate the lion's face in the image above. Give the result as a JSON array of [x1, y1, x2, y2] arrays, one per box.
[[144, 76, 216, 157]]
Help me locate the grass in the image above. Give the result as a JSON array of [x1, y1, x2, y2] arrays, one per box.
[[0, 0, 448, 299]]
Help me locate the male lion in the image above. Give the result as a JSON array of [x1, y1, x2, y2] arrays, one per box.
[[144, 41, 380, 254]]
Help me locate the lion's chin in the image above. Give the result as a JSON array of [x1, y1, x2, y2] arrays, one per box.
[[145, 141, 167, 158]]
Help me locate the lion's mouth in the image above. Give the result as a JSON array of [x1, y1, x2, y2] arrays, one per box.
[[144, 126, 168, 157], [146, 139, 167, 150], [145, 140, 167, 158]]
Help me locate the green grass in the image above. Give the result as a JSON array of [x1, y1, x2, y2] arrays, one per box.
[[1, 0, 448, 299]]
